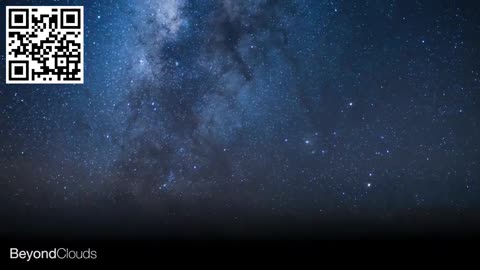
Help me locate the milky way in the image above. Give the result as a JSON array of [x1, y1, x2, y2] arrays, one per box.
[[1, 0, 480, 232]]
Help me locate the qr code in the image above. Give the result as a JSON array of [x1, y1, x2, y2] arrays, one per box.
[[6, 6, 84, 84]]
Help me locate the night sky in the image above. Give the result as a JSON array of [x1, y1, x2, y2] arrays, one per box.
[[1, 0, 480, 237]]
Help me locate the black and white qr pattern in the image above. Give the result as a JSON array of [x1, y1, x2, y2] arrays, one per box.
[[6, 6, 84, 84]]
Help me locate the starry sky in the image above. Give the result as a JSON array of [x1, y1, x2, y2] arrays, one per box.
[[1, 0, 480, 236]]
